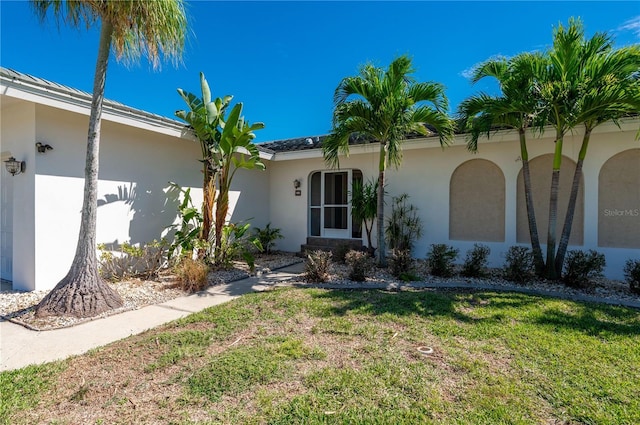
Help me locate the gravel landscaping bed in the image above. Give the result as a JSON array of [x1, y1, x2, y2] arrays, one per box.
[[2, 253, 638, 331], [298, 260, 640, 307], [0, 253, 303, 331]]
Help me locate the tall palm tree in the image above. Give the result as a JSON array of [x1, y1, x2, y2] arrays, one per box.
[[34, 0, 188, 318], [554, 43, 640, 275], [536, 19, 614, 279], [458, 52, 547, 274], [323, 55, 454, 267]]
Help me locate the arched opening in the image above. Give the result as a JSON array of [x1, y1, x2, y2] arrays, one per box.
[[309, 169, 362, 239], [598, 149, 640, 248], [450, 159, 505, 241]]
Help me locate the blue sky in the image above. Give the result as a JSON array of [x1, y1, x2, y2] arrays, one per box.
[[1, 1, 639, 143]]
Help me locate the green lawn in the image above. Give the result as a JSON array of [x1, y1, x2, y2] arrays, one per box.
[[2, 288, 639, 424]]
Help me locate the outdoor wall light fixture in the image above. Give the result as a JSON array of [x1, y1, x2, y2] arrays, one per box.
[[36, 142, 53, 153], [293, 179, 301, 189], [4, 157, 25, 176]]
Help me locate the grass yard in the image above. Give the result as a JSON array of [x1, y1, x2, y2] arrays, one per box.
[[2, 287, 639, 424]]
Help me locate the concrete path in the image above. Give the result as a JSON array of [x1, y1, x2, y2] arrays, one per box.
[[0, 263, 305, 372], [2, 261, 639, 372]]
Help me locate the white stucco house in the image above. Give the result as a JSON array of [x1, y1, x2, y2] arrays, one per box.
[[1, 67, 638, 291]]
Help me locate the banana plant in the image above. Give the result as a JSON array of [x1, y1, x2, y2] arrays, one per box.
[[176, 73, 265, 266], [211, 102, 265, 262]]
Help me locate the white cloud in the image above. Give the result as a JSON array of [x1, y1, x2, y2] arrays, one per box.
[[618, 16, 640, 38]]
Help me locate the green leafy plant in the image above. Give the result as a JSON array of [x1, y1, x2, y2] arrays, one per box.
[[303, 250, 332, 283], [345, 250, 373, 282], [167, 183, 207, 261], [174, 257, 210, 292], [176, 73, 265, 266], [98, 240, 167, 281], [624, 259, 640, 294], [427, 244, 459, 277], [461, 244, 491, 278], [216, 222, 262, 272], [389, 249, 419, 281], [350, 178, 378, 255], [503, 246, 535, 283], [253, 223, 283, 255], [386, 194, 423, 252], [563, 249, 606, 288]]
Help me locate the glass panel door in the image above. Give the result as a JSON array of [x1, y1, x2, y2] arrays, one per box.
[[309, 170, 354, 239]]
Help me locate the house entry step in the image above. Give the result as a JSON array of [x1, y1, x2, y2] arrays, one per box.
[[300, 237, 363, 256]]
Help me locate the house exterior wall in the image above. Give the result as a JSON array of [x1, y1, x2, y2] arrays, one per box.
[[4, 103, 203, 291], [268, 119, 639, 280], [1, 100, 37, 290]]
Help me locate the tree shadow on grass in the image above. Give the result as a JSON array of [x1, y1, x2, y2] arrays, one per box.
[[306, 288, 640, 337], [533, 303, 640, 337]]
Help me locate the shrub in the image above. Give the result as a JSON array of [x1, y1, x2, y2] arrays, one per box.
[[334, 244, 351, 264], [427, 244, 459, 277], [254, 223, 283, 255], [345, 250, 373, 281], [167, 183, 207, 261], [461, 244, 491, 278], [303, 250, 332, 283], [98, 240, 167, 281], [563, 249, 606, 288], [624, 259, 640, 294], [215, 222, 262, 273], [174, 257, 209, 292], [503, 246, 534, 283], [389, 249, 419, 281], [386, 194, 423, 252]]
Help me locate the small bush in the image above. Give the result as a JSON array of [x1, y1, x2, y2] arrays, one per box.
[[503, 246, 534, 283], [304, 250, 332, 283], [624, 259, 640, 294], [174, 257, 209, 292], [461, 244, 491, 278], [386, 194, 423, 252], [254, 223, 283, 255], [99, 240, 167, 281], [389, 249, 416, 281], [563, 249, 606, 288], [334, 244, 351, 264], [427, 244, 459, 277], [345, 250, 373, 281]]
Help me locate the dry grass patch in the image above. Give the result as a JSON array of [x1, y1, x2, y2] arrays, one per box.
[[2, 287, 639, 425]]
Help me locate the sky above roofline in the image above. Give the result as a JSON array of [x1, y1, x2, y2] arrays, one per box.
[[1, 1, 638, 143]]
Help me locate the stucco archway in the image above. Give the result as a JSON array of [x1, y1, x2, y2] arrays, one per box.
[[450, 159, 505, 241], [598, 149, 640, 248]]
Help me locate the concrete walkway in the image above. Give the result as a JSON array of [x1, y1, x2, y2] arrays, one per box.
[[2, 262, 639, 372], [0, 263, 305, 372]]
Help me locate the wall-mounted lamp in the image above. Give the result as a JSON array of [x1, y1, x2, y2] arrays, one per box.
[[36, 142, 53, 153], [4, 157, 25, 176], [294, 179, 302, 196]]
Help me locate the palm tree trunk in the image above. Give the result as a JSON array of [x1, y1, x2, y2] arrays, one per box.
[[36, 20, 123, 318], [377, 142, 387, 267], [519, 129, 544, 275], [555, 129, 590, 276], [201, 166, 214, 248], [545, 134, 563, 280], [214, 170, 229, 263]]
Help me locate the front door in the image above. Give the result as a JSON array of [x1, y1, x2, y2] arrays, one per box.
[[309, 170, 362, 239]]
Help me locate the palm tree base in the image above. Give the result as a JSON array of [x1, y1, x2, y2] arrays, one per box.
[[35, 269, 123, 318]]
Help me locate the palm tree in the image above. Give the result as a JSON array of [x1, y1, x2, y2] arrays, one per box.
[[458, 52, 547, 274], [33, 0, 188, 318], [323, 55, 454, 267], [554, 43, 640, 275], [350, 178, 378, 256], [536, 19, 614, 279]]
